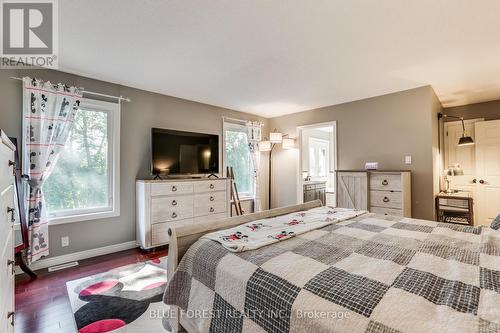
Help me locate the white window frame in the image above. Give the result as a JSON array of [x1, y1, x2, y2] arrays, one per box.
[[222, 120, 254, 199], [47, 98, 121, 225]]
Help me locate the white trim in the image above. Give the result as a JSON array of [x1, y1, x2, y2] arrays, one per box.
[[296, 121, 338, 204], [47, 98, 121, 225], [48, 210, 119, 225], [222, 119, 255, 196], [15, 240, 137, 274]]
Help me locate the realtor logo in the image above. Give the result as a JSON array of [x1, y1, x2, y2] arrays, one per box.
[[1, 0, 58, 68]]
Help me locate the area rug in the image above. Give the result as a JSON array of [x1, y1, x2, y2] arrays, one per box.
[[66, 257, 170, 333]]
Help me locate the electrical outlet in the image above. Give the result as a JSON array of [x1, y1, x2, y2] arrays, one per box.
[[405, 155, 412, 164], [61, 236, 69, 247]]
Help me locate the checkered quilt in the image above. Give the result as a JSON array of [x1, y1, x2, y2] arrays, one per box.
[[163, 212, 500, 333]]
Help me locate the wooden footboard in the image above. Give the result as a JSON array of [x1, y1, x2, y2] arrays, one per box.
[[166, 200, 322, 333]]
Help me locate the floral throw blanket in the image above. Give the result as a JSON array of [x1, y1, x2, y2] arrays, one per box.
[[201, 207, 367, 252]]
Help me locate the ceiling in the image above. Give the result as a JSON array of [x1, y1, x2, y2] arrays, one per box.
[[59, 0, 500, 118]]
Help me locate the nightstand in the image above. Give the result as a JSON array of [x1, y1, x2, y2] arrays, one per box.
[[435, 192, 474, 225]]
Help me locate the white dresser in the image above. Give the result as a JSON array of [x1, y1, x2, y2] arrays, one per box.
[[136, 178, 231, 249], [0, 131, 15, 333], [337, 170, 412, 217]]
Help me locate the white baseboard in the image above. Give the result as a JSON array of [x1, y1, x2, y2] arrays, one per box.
[[15, 240, 138, 275]]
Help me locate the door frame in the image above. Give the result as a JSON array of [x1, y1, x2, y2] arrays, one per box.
[[296, 121, 338, 205]]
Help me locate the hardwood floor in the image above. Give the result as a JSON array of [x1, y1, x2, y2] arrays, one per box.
[[14, 247, 167, 333]]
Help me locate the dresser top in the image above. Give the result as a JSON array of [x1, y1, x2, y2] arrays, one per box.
[[1, 130, 15, 151], [303, 180, 327, 185], [137, 177, 229, 183], [336, 170, 411, 173], [437, 191, 473, 198]]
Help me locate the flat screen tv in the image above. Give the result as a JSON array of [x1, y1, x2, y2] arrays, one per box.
[[151, 128, 219, 176]]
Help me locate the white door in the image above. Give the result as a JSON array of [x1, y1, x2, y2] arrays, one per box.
[[444, 119, 483, 191], [475, 120, 500, 226]]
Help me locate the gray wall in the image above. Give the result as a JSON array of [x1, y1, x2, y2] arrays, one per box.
[[0, 68, 268, 258], [269, 86, 438, 220], [443, 99, 500, 122]]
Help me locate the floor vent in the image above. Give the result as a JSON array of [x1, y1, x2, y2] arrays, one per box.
[[48, 261, 79, 272]]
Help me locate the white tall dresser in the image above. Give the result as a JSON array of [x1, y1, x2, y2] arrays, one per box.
[[0, 131, 16, 332], [336, 170, 412, 217], [136, 178, 231, 249]]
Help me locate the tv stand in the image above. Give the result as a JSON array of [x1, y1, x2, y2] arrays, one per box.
[[207, 173, 219, 179], [153, 174, 163, 180]]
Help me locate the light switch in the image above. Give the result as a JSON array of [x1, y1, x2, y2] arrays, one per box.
[[405, 156, 412, 164]]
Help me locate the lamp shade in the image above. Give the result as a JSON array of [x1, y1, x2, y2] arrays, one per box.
[[453, 165, 464, 176], [269, 132, 283, 143], [282, 137, 295, 149], [458, 136, 474, 146], [259, 140, 271, 152]]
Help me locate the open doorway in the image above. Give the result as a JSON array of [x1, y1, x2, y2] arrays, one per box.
[[297, 122, 337, 206]]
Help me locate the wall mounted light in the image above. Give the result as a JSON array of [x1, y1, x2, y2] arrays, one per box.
[[438, 113, 474, 146]]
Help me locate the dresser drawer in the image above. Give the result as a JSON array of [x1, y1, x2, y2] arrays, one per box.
[[194, 200, 227, 217], [304, 184, 316, 191], [194, 180, 227, 193], [0, 227, 13, 330], [193, 212, 228, 223], [151, 182, 193, 196], [194, 192, 226, 207], [0, 186, 15, 239], [370, 190, 402, 209], [370, 174, 402, 191], [151, 195, 194, 223], [0, 144, 14, 193], [371, 206, 404, 217], [151, 219, 194, 246]]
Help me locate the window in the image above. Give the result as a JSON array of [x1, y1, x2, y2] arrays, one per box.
[[43, 99, 120, 224], [223, 121, 253, 197], [308, 137, 329, 179]]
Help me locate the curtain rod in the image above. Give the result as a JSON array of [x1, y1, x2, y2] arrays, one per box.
[[10, 76, 131, 102], [223, 116, 264, 126]]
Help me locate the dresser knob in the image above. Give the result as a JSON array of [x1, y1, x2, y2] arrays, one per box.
[[7, 207, 15, 222], [7, 260, 14, 275], [209, 184, 215, 189], [210, 207, 215, 213], [171, 212, 177, 218], [479, 179, 485, 184], [7, 311, 14, 326], [172, 200, 177, 206], [382, 179, 388, 186], [210, 196, 214, 201], [8, 160, 15, 167], [383, 197, 390, 203], [171, 186, 177, 192]]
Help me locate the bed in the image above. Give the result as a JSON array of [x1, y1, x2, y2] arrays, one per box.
[[163, 200, 500, 333]]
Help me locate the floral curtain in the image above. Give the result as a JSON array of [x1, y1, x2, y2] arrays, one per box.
[[22, 77, 83, 263], [246, 121, 263, 212]]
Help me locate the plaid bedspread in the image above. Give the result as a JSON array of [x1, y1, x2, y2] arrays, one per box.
[[163, 212, 500, 333]]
